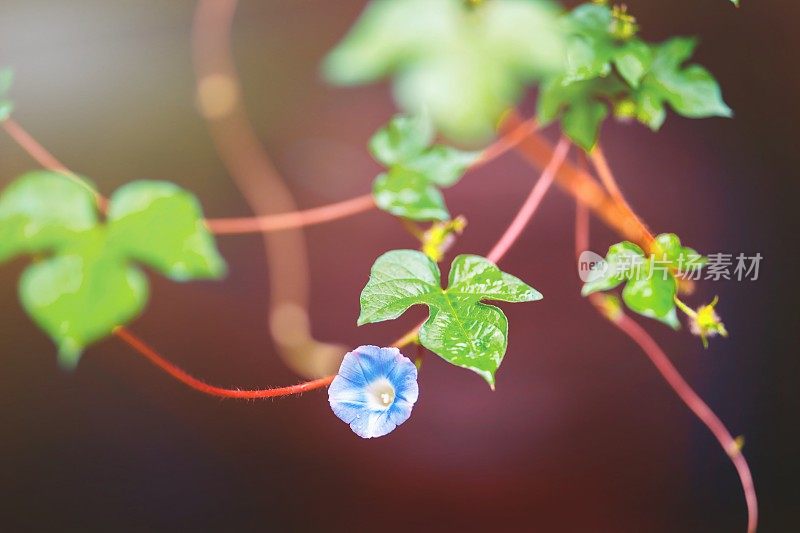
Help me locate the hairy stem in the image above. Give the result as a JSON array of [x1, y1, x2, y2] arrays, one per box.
[[114, 327, 333, 398]]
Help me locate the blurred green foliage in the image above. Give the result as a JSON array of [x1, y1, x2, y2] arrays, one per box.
[[0, 172, 225, 367]]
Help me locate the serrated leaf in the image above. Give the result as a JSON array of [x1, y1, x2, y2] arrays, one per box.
[[0, 171, 97, 261], [325, 0, 565, 144], [358, 250, 541, 386], [20, 231, 149, 368], [0, 172, 226, 364], [106, 181, 226, 280]]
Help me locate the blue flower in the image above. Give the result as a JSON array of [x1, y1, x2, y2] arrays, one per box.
[[328, 345, 419, 438]]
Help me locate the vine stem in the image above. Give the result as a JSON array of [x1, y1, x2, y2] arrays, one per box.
[[113, 135, 568, 399], [487, 137, 570, 263], [0, 102, 536, 239], [390, 137, 571, 348], [504, 112, 653, 249], [114, 326, 334, 398], [1, 118, 108, 211], [589, 145, 655, 250], [205, 193, 375, 234], [202, 115, 540, 235], [574, 200, 758, 533]]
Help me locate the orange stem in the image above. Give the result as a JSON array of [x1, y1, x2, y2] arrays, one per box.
[[589, 145, 656, 250], [505, 112, 653, 249]]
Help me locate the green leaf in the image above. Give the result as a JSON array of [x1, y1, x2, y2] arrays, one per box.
[[621, 265, 679, 328], [368, 114, 434, 166], [368, 115, 479, 220], [614, 40, 652, 88], [537, 76, 624, 150], [581, 236, 710, 329], [405, 145, 480, 187], [19, 230, 149, 369], [581, 241, 645, 296], [652, 233, 707, 267], [372, 167, 450, 221], [542, 6, 730, 140], [0, 172, 226, 364], [0, 171, 97, 261], [358, 250, 541, 386], [634, 37, 732, 126], [563, 99, 608, 151], [106, 181, 226, 280], [324, 0, 565, 144]]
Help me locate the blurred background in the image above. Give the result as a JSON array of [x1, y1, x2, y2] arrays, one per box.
[[0, 0, 797, 530]]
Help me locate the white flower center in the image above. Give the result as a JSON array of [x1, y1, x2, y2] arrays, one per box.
[[366, 377, 396, 410]]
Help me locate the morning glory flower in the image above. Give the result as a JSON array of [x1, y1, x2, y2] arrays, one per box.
[[328, 345, 419, 438]]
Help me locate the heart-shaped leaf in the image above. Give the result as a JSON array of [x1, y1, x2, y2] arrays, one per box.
[[358, 250, 542, 387]]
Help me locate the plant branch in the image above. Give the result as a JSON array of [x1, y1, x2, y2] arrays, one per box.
[[389, 136, 570, 351], [505, 112, 653, 249], [589, 144, 656, 250], [487, 137, 570, 262], [574, 201, 758, 533]]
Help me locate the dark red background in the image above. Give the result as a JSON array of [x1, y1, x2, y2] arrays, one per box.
[[0, 0, 797, 531]]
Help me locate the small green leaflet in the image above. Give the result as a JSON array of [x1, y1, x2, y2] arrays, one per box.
[[370, 115, 479, 221], [0, 172, 226, 367], [358, 250, 542, 387], [633, 37, 732, 130], [324, 0, 565, 143], [0, 67, 14, 121], [537, 3, 731, 150], [581, 233, 706, 328]]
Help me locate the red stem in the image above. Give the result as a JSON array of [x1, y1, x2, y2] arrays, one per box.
[[574, 201, 757, 533], [2, 114, 539, 235], [610, 314, 758, 533], [487, 137, 570, 263], [114, 327, 334, 398]]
